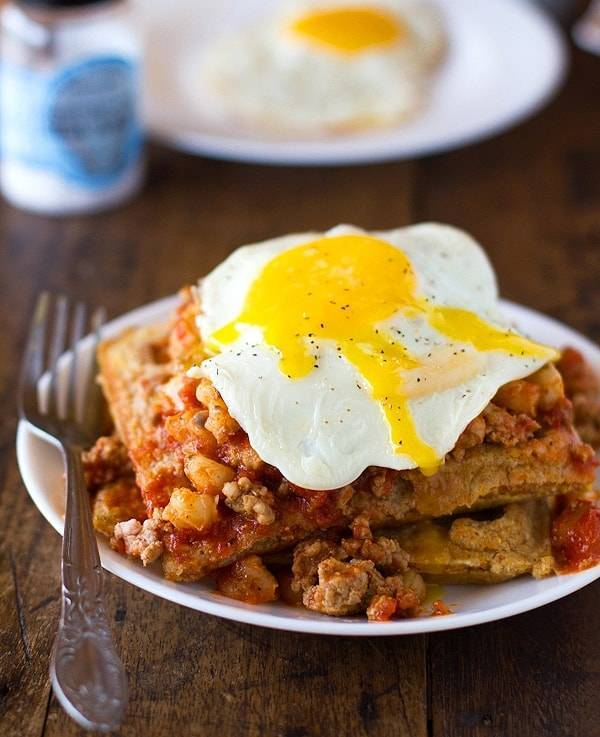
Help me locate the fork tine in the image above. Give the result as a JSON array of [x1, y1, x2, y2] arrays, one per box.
[[18, 292, 51, 420], [91, 305, 107, 335], [65, 301, 87, 423], [80, 305, 108, 437], [47, 295, 69, 418]]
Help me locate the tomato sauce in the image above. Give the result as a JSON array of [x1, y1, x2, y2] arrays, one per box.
[[368, 596, 397, 621], [178, 377, 202, 409], [287, 485, 342, 527], [431, 599, 453, 616], [551, 497, 600, 572], [164, 508, 260, 560]]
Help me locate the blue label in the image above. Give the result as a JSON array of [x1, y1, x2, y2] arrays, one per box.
[[0, 56, 142, 189]]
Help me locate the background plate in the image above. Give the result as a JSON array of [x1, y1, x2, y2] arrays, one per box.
[[16, 296, 600, 635], [139, 0, 568, 165]]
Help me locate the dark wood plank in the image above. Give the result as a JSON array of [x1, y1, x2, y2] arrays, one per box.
[[428, 587, 600, 737], [0, 224, 61, 737], [43, 604, 427, 737], [0, 482, 55, 737], [418, 47, 600, 737]]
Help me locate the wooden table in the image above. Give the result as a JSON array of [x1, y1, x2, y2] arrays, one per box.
[[1, 29, 599, 737]]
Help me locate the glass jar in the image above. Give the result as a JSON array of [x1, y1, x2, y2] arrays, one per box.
[[0, 0, 144, 215]]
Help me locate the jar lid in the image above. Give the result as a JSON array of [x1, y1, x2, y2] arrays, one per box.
[[18, 0, 115, 8]]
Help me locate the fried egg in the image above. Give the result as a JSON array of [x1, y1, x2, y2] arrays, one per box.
[[195, 0, 446, 135], [194, 224, 557, 490]]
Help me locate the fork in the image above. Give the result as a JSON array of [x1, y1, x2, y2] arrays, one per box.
[[18, 292, 128, 732]]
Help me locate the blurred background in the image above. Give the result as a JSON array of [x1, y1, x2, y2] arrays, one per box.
[[0, 0, 598, 324], [1, 0, 598, 212], [0, 0, 597, 312]]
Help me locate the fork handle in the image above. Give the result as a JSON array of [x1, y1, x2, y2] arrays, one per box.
[[51, 443, 128, 733]]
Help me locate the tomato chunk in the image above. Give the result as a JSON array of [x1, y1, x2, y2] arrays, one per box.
[[366, 595, 398, 622], [431, 599, 453, 616], [551, 499, 600, 572]]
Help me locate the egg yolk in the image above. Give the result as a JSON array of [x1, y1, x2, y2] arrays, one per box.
[[208, 235, 557, 474], [291, 6, 404, 53]]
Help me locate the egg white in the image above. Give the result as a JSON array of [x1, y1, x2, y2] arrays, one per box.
[[193, 0, 446, 136], [196, 224, 553, 490]]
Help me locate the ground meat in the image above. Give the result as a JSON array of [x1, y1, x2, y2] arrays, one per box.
[[112, 516, 164, 566], [291, 518, 425, 620], [366, 595, 398, 621], [557, 347, 600, 448], [398, 568, 427, 602], [340, 535, 410, 575], [369, 470, 396, 498], [453, 416, 486, 459], [291, 538, 341, 593], [482, 403, 540, 446], [222, 476, 276, 525], [381, 571, 425, 616], [303, 559, 384, 616], [494, 379, 541, 417], [303, 558, 425, 619], [452, 395, 541, 461], [83, 434, 133, 490], [350, 514, 372, 540], [193, 377, 240, 442], [453, 366, 570, 460], [217, 434, 265, 473]]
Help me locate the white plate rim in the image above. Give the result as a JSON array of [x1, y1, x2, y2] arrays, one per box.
[[16, 295, 600, 636], [141, 0, 568, 165]]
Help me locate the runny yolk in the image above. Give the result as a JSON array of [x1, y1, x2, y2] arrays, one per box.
[[291, 6, 404, 53], [208, 234, 557, 474]]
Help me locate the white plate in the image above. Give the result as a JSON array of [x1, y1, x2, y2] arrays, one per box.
[[16, 296, 600, 635], [139, 0, 568, 165]]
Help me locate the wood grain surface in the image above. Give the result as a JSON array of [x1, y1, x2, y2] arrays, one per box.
[[1, 31, 599, 737]]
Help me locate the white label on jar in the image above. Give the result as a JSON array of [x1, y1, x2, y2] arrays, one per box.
[[1, 56, 142, 190]]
